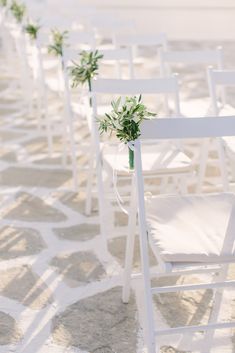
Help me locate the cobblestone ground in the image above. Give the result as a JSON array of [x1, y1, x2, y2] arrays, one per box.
[[0, 40, 235, 353]]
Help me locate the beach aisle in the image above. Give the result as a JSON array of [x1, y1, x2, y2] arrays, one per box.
[[0, 39, 235, 353]]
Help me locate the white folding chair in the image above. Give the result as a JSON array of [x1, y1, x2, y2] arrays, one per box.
[[159, 46, 224, 117], [160, 47, 223, 78], [208, 67, 235, 185], [123, 116, 235, 353], [4, 6, 35, 118], [32, 31, 54, 155], [89, 77, 193, 251], [91, 15, 135, 46], [32, 29, 96, 164], [207, 68, 235, 116], [99, 48, 134, 79], [114, 33, 168, 77]]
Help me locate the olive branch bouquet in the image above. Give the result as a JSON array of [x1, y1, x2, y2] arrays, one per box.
[[69, 50, 103, 105], [48, 29, 68, 57], [10, 0, 26, 23], [98, 95, 156, 169], [24, 22, 40, 40], [0, 0, 7, 7]]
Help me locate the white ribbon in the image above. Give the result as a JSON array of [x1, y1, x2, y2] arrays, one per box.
[[112, 141, 135, 215]]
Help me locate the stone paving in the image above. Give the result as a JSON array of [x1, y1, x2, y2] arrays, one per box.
[[0, 40, 235, 353]]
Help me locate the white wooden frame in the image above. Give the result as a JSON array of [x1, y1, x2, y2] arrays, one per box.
[[89, 76, 188, 252], [207, 67, 235, 188], [114, 32, 168, 51], [207, 67, 235, 116], [123, 115, 235, 353], [114, 33, 168, 77], [35, 31, 53, 156], [91, 16, 136, 45], [160, 46, 223, 78]]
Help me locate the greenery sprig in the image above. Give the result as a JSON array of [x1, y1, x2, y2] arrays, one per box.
[[24, 22, 41, 40], [0, 0, 7, 7], [10, 0, 26, 23], [48, 29, 68, 57], [69, 50, 103, 91], [98, 95, 156, 143]]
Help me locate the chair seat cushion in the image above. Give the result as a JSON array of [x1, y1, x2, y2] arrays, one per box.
[[146, 193, 235, 263], [103, 144, 192, 175]]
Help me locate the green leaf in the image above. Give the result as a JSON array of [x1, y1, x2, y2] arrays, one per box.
[[48, 29, 68, 57], [97, 95, 157, 142], [24, 22, 41, 40], [10, 0, 26, 23], [69, 50, 103, 89]]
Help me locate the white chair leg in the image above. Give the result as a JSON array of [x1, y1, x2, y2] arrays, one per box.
[[67, 111, 78, 190], [36, 85, 43, 131], [158, 175, 168, 194], [96, 148, 109, 255], [210, 265, 228, 321], [122, 174, 137, 303], [61, 118, 69, 167], [140, 243, 156, 353], [202, 264, 229, 353], [197, 139, 210, 193], [85, 147, 95, 216], [230, 156, 235, 181], [179, 175, 188, 194], [39, 81, 53, 157], [216, 138, 229, 191], [44, 101, 53, 158]]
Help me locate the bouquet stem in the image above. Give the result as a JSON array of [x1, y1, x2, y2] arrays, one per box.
[[88, 77, 92, 107], [128, 147, 134, 170]]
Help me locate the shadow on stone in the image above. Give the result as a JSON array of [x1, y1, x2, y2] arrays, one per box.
[[50, 251, 105, 287], [0, 226, 46, 260], [52, 287, 138, 353], [5, 192, 67, 222], [0, 167, 71, 188], [108, 235, 157, 270], [0, 311, 22, 345], [160, 346, 190, 353], [54, 223, 100, 242], [59, 191, 98, 216], [153, 276, 213, 328], [0, 265, 53, 309]]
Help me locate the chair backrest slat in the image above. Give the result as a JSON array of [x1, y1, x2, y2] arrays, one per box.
[[209, 69, 235, 85], [161, 48, 222, 65], [99, 48, 132, 61], [140, 116, 235, 140], [207, 67, 235, 115], [67, 31, 96, 49], [114, 33, 167, 49], [91, 77, 178, 95], [160, 47, 223, 80]]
